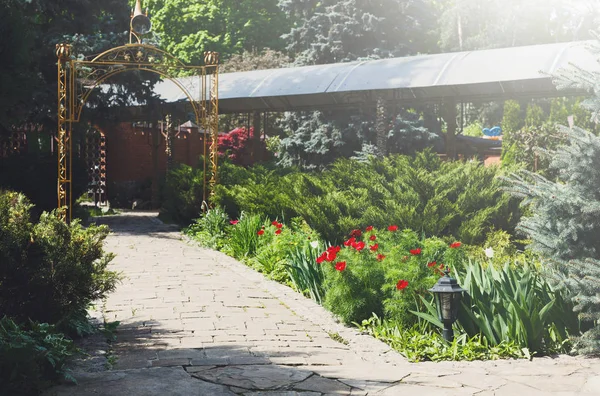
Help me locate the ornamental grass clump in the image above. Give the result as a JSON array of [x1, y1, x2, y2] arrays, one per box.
[[414, 259, 580, 355], [320, 225, 466, 326]]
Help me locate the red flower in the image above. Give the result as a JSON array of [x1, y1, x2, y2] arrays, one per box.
[[325, 250, 337, 262], [410, 248, 422, 255], [257, 230, 265, 236], [366, 226, 374, 231], [328, 246, 341, 253], [427, 261, 436, 268], [396, 279, 409, 290], [439, 263, 445, 270], [388, 225, 398, 232], [369, 235, 376, 241], [353, 241, 366, 251], [335, 261, 347, 271], [450, 242, 462, 249], [377, 254, 386, 261], [230, 220, 239, 225], [275, 229, 282, 235], [271, 220, 279, 226], [344, 237, 356, 247], [316, 252, 327, 264], [276, 223, 283, 229], [370, 243, 379, 251], [350, 229, 362, 238]]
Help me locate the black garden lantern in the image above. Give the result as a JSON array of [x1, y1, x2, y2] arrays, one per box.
[[429, 267, 466, 342]]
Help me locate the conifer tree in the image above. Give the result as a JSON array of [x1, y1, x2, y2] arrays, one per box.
[[505, 39, 600, 355]]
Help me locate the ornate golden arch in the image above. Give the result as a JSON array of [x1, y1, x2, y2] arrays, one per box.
[[56, 43, 219, 221]]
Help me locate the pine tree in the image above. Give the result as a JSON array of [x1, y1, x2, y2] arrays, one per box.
[[505, 38, 600, 354], [281, 0, 436, 66]]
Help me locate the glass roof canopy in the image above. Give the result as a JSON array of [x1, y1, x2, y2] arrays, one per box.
[[154, 41, 598, 114]]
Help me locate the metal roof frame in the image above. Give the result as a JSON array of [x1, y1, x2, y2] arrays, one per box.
[[153, 40, 598, 114]]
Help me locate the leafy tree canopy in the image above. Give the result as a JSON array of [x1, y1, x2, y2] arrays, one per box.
[[437, 0, 598, 52], [146, 0, 291, 66], [0, 0, 133, 134]]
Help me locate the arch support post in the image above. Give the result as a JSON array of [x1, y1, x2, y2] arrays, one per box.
[[205, 52, 220, 201], [56, 44, 73, 222]]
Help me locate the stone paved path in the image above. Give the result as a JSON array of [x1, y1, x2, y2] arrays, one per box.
[[48, 212, 600, 396]]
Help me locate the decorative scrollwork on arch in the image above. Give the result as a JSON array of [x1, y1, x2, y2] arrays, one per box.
[[90, 44, 187, 68]]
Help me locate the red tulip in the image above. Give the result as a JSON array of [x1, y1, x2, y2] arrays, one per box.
[[396, 279, 409, 290]]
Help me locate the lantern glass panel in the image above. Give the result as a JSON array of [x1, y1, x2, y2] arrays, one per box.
[[434, 292, 463, 322]]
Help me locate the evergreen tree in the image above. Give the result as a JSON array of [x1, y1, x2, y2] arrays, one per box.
[[278, 109, 438, 169], [277, 0, 438, 167], [505, 38, 600, 354], [388, 110, 439, 155], [281, 0, 436, 66]]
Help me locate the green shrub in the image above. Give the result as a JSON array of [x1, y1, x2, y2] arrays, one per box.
[[0, 191, 120, 335], [186, 207, 230, 249], [357, 314, 527, 362], [246, 217, 316, 284], [321, 226, 466, 326], [213, 164, 295, 221], [0, 316, 76, 395], [160, 163, 205, 225], [212, 151, 520, 244]]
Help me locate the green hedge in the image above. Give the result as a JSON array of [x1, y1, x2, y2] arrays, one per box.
[[209, 151, 521, 244]]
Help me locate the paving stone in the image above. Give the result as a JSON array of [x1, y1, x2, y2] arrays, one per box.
[[190, 357, 230, 366], [502, 373, 588, 393], [243, 393, 321, 396], [293, 375, 351, 394], [151, 358, 190, 367], [46, 367, 236, 396], [227, 356, 272, 365], [581, 375, 600, 393], [157, 348, 205, 360], [191, 365, 313, 389]]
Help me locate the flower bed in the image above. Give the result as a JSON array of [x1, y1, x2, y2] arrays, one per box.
[[187, 210, 580, 361]]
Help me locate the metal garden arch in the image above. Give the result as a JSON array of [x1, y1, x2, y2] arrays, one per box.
[[55, 0, 219, 221]]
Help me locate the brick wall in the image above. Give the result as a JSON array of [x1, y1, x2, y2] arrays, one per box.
[[102, 122, 208, 184]]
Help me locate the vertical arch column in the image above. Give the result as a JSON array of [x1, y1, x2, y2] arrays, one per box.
[[56, 44, 73, 222]]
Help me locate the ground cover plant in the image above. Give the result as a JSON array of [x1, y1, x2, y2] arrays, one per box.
[[356, 315, 527, 362], [0, 317, 76, 395]]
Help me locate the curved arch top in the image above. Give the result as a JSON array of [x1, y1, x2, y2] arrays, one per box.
[[90, 43, 192, 69], [73, 65, 203, 125]]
